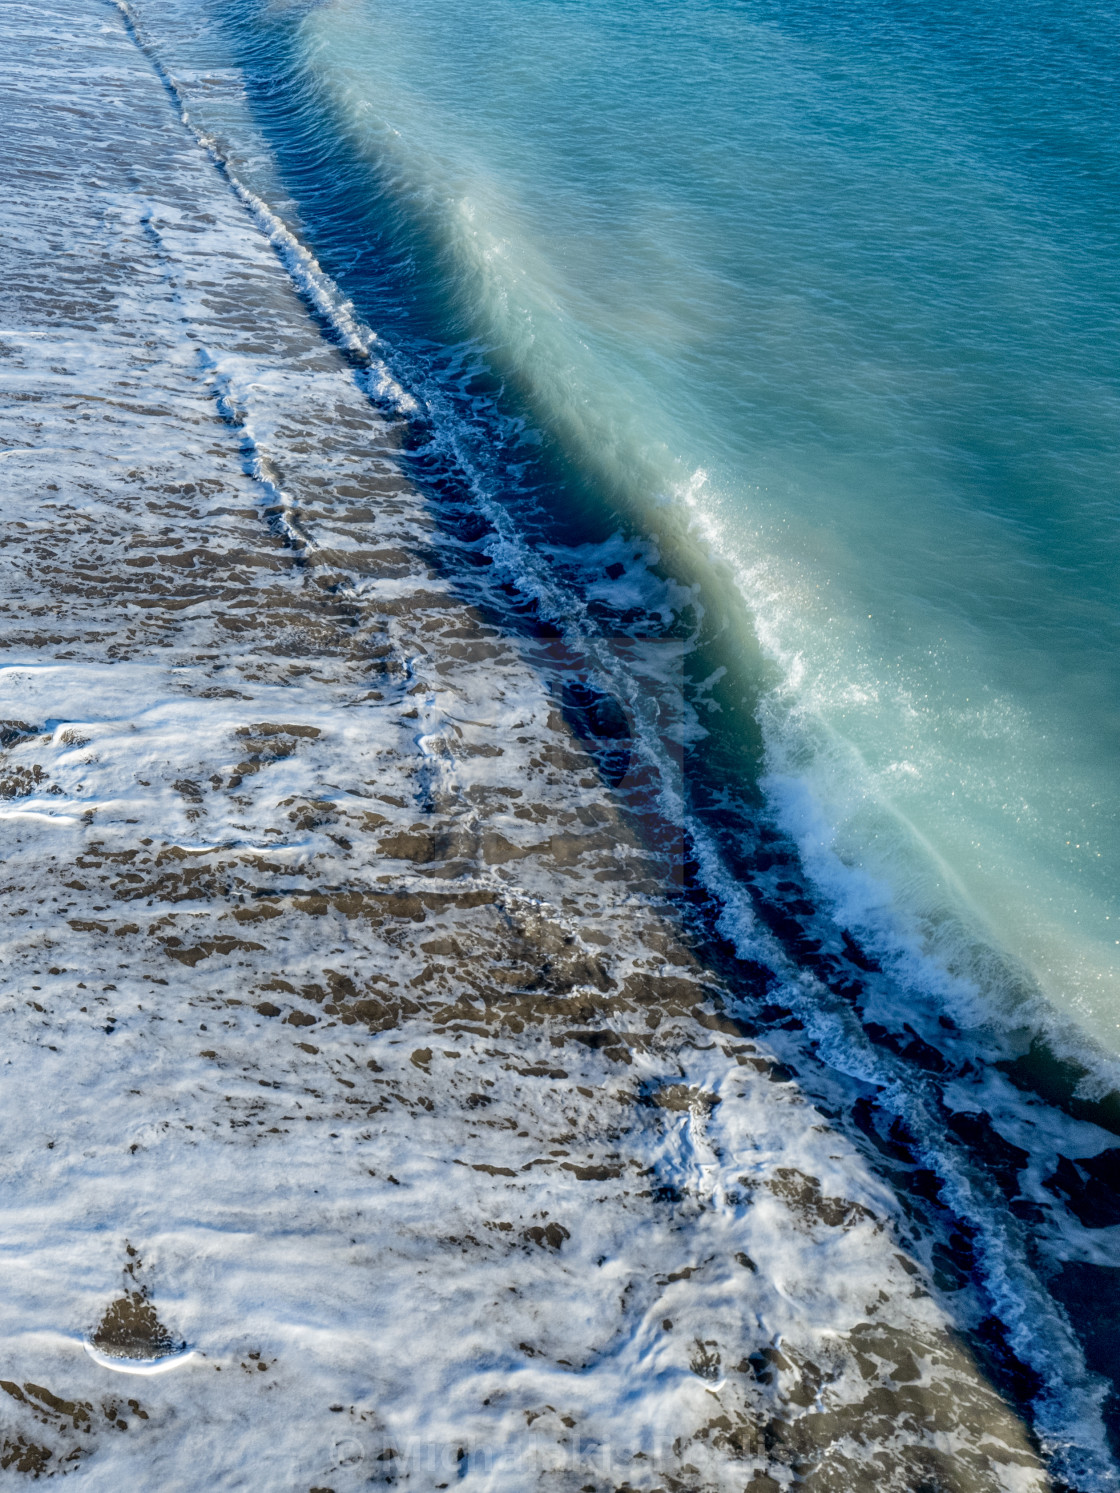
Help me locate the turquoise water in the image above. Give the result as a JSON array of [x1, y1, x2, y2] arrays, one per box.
[[146, 0, 1120, 1041], [201, 0, 1120, 1046]]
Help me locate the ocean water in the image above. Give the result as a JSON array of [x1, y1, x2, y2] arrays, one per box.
[[129, 0, 1120, 1059], [102, 0, 1120, 1475]]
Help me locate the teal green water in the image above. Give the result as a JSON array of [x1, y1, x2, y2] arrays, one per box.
[[164, 0, 1120, 1043]]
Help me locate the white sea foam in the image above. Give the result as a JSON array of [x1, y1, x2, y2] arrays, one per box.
[[83, 1345, 200, 1376], [4, 0, 1116, 1482]]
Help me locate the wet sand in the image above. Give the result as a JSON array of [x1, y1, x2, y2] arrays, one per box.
[[0, 0, 1058, 1487]]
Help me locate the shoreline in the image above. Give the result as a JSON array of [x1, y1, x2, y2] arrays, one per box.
[[0, 0, 1111, 1486]]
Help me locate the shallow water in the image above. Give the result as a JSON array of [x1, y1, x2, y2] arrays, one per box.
[[26, 0, 1120, 1480]]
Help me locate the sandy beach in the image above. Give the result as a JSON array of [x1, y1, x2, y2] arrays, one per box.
[[0, 0, 1095, 1487]]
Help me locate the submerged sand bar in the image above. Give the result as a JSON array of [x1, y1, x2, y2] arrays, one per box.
[[0, 0, 1051, 1486]]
